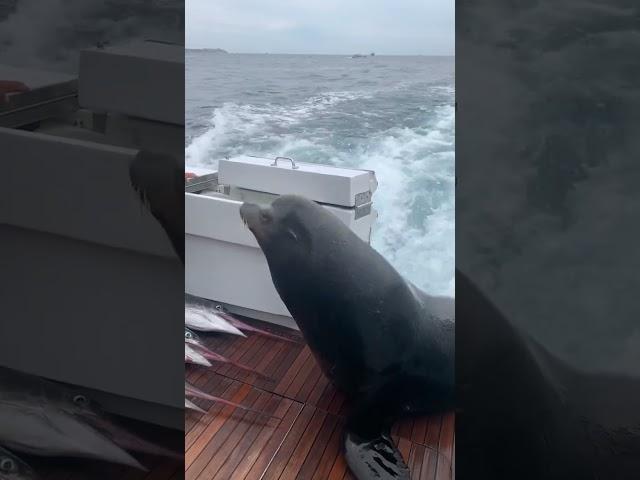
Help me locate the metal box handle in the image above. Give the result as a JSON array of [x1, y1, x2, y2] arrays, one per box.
[[271, 156, 299, 169]]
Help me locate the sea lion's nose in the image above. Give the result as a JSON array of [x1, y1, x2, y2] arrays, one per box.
[[239, 202, 260, 226]]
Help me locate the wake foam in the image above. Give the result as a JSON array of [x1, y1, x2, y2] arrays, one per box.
[[186, 89, 455, 296]]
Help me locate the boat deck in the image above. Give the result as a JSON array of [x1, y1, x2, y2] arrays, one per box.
[[186, 318, 455, 480]]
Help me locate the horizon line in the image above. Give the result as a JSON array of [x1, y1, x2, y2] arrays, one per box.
[[186, 48, 453, 57]]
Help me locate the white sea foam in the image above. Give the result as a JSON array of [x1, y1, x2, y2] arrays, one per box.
[[186, 88, 455, 296], [357, 107, 455, 296]]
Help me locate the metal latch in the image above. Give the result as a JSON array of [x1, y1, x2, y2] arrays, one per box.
[[354, 191, 372, 207], [354, 202, 373, 220]]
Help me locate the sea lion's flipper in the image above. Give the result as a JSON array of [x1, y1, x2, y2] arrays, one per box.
[[344, 428, 410, 480], [343, 399, 410, 480]]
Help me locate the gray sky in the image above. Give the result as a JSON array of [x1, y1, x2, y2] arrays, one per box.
[[186, 0, 454, 55]]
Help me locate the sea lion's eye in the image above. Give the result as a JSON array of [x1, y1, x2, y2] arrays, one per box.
[[259, 210, 272, 223], [73, 394, 88, 407], [185, 331, 193, 339], [0, 458, 16, 472]]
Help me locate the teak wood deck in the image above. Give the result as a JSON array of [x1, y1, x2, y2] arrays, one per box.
[[186, 318, 455, 480]]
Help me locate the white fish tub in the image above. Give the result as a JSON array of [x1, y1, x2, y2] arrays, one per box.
[[185, 155, 378, 330]]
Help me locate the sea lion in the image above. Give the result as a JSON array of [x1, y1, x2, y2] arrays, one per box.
[[240, 195, 455, 480], [129, 150, 184, 263], [456, 270, 640, 479]]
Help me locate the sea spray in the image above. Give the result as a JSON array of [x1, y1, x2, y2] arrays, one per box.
[[186, 53, 455, 296]]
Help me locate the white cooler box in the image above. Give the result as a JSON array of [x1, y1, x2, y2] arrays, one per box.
[[185, 155, 378, 329]]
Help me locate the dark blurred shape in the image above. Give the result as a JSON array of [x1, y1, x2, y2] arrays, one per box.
[[456, 271, 640, 479], [457, 0, 640, 478], [130, 150, 185, 264], [0, 1, 184, 478], [0, 445, 37, 480]]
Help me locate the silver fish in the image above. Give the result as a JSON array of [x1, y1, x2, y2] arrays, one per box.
[[185, 305, 245, 335], [185, 344, 212, 367], [216, 308, 299, 344], [185, 398, 206, 414], [0, 367, 145, 471], [0, 447, 38, 480], [184, 327, 200, 343], [185, 382, 279, 419], [193, 345, 270, 379]]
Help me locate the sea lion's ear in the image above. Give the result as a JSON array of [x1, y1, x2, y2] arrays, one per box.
[[281, 213, 312, 250], [286, 228, 298, 241]]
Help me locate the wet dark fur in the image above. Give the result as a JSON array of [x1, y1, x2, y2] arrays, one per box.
[[240, 195, 455, 480]]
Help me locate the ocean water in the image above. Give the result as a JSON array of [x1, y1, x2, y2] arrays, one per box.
[[186, 52, 455, 296], [457, 1, 640, 374], [0, 0, 183, 72]]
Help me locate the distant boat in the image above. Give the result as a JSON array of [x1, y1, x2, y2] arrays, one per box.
[[351, 53, 375, 59]]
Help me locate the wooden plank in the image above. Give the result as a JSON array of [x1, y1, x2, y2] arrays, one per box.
[[412, 416, 429, 445], [185, 381, 252, 469], [277, 408, 327, 479], [252, 338, 286, 385], [275, 346, 312, 395], [306, 372, 330, 406], [398, 437, 413, 465], [327, 449, 349, 480], [295, 361, 323, 403], [284, 347, 319, 399], [185, 371, 229, 435], [259, 404, 316, 479], [435, 413, 454, 480], [409, 444, 426, 480], [186, 386, 262, 478], [310, 415, 345, 480], [439, 412, 455, 461], [296, 414, 339, 480], [219, 396, 296, 480], [214, 334, 260, 378], [420, 448, 438, 480], [266, 339, 305, 389], [398, 417, 415, 442], [195, 390, 273, 479], [241, 401, 305, 480], [185, 377, 238, 449], [424, 415, 443, 451], [316, 382, 338, 412]]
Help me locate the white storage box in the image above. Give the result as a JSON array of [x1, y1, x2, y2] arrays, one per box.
[[79, 40, 184, 125], [185, 157, 378, 327], [219, 155, 377, 207]]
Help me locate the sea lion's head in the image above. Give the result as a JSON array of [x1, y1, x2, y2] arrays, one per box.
[[239, 195, 318, 268], [240, 194, 376, 325]]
